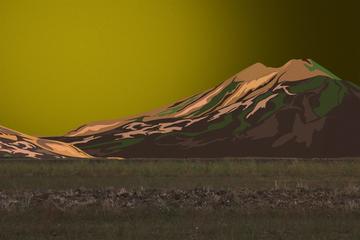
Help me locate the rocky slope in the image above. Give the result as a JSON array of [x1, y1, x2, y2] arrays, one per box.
[[50, 59, 360, 158], [0, 126, 91, 159]]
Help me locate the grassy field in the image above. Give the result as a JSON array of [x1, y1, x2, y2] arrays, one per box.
[[1, 159, 360, 239], [1, 158, 360, 189], [1, 208, 360, 240]]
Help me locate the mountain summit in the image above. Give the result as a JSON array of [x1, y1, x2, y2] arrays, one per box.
[[65, 59, 339, 137], [2, 59, 359, 159], [48, 59, 360, 158]]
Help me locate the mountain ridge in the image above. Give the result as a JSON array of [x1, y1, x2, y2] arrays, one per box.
[[2, 58, 360, 159], [65, 59, 337, 137], [0, 125, 92, 159], [49, 59, 360, 158]]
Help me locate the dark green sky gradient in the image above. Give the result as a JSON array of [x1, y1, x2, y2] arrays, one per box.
[[0, 0, 359, 135]]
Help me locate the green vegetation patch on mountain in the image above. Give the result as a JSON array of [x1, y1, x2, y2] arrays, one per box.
[[305, 60, 341, 80], [180, 115, 234, 137], [158, 93, 202, 117], [188, 81, 240, 117], [107, 137, 145, 151], [288, 77, 348, 117], [233, 91, 286, 135], [289, 76, 327, 94], [256, 92, 287, 123], [314, 79, 347, 117]]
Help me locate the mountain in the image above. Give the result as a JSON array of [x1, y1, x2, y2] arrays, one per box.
[[48, 59, 360, 158], [0, 125, 91, 159]]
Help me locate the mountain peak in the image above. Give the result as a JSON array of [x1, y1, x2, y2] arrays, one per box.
[[3, 59, 359, 159], [233, 59, 340, 83], [54, 59, 360, 158], [65, 59, 343, 137]]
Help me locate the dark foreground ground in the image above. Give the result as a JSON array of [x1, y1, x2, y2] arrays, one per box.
[[1, 158, 360, 239]]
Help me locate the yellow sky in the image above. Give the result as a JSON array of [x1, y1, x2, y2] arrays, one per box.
[[0, 0, 358, 136]]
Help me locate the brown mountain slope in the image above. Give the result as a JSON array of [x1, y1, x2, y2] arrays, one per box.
[[66, 59, 336, 138], [0, 126, 92, 159], [49, 59, 360, 158]]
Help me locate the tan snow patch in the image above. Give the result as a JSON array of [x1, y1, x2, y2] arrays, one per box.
[[222, 72, 278, 107], [246, 94, 278, 119]]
